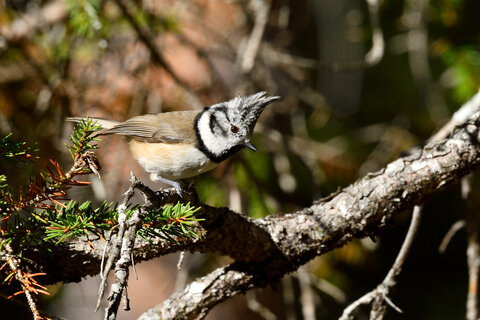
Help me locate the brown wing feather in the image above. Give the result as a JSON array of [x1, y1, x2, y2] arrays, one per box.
[[106, 111, 199, 144]]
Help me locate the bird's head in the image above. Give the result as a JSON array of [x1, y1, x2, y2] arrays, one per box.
[[195, 92, 281, 162]]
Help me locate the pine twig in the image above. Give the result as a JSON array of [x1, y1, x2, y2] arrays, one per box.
[[4, 244, 44, 320]]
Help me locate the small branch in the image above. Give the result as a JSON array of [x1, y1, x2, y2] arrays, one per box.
[[239, 0, 271, 73], [0, 63, 35, 84], [173, 32, 232, 97], [263, 45, 370, 72], [112, 0, 202, 108], [463, 175, 480, 320], [263, 0, 384, 72], [339, 205, 422, 320], [388, 206, 423, 280], [176, 251, 186, 271], [0, 0, 68, 43], [438, 220, 466, 253], [298, 266, 316, 320], [310, 275, 347, 304], [246, 291, 277, 320], [95, 180, 136, 311], [403, 0, 448, 126], [429, 90, 480, 142], [101, 173, 190, 319], [364, 0, 385, 66], [4, 245, 41, 320], [104, 204, 144, 319]]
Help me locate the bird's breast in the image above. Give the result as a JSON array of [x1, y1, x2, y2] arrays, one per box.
[[128, 140, 217, 180]]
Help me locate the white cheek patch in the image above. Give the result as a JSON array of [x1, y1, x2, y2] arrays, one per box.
[[197, 111, 232, 156]]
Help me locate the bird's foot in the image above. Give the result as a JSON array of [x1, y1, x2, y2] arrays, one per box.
[[153, 176, 183, 198]]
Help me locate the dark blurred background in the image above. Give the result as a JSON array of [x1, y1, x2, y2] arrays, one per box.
[[1, 0, 479, 319]]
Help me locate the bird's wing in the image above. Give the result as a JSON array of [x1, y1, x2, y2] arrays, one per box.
[[105, 111, 199, 144]]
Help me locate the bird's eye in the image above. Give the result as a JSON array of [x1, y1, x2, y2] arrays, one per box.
[[230, 125, 239, 133]]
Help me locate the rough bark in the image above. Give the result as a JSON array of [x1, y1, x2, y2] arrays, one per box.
[[137, 115, 480, 319], [7, 112, 480, 319]]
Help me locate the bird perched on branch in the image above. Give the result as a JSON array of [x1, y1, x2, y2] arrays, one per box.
[[68, 92, 280, 196]]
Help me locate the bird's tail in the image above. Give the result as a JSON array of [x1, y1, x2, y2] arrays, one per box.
[[66, 117, 120, 131]]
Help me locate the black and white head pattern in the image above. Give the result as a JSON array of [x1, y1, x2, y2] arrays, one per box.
[[195, 92, 280, 163]]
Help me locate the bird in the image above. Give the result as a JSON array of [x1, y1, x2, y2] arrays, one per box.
[[67, 92, 280, 196]]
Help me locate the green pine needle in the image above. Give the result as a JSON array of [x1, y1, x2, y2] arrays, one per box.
[[0, 133, 38, 163], [66, 118, 102, 160]]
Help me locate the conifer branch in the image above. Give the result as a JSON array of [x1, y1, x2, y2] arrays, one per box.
[[0, 119, 204, 320]]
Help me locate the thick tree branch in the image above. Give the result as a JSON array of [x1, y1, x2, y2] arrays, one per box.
[[137, 114, 480, 319], [5, 98, 480, 318], [8, 110, 480, 317], [337, 92, 480, 320]]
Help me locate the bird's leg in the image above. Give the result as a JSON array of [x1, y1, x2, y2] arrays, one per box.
[[152, 175, 183, 197]]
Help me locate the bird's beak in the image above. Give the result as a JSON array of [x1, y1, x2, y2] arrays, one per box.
[[244, 141, 257, 152]]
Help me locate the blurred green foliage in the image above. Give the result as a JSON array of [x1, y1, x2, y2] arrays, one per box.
[[65, 0, 101, 37]]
